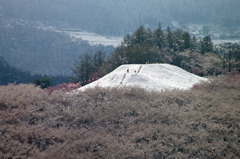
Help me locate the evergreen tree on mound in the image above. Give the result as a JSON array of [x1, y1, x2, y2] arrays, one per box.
[[200, 35, 213, 54], [71, 51, 106, 84], [72, 25, 239, 80]]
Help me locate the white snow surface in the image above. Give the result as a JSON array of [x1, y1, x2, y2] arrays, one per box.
[[77, 64, 208, 92]]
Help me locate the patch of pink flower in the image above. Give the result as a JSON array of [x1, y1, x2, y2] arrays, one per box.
[[46, 82, 82, 95]]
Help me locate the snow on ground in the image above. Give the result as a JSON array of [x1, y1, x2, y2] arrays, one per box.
[[77, 64, 208, 92], [37, 24, 123, 47], [67, 31, 123, 47], [212, 39, 240, 44]]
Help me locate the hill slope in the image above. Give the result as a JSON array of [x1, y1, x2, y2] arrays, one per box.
[[0, 74, 240, 158], [78, 64, 208, 92]]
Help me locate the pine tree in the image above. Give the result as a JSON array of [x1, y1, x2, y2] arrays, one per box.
[[166, 26, 173, 49], [131, 25, 148, 45], [123, 34, 131, 46], [71, 54, 94, 83], [222, 43, 240, 72], [146, 28, 154, 46], [200, 35, 213, 54], [182, 32, 191, 49], [93, 51, 106, 69], [72, 55, 84, 82], [153, 26, 165, 49], [83, 54, 94, 82], [172, 29, 184, 51], [190, 36, 198, 51]]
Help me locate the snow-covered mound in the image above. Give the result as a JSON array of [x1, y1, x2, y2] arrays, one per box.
[[77, 64, 208, 92]]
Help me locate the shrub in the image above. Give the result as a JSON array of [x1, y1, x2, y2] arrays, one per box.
[[33, 77, 53, 89], [46, 82, 82, 95], [0, 75, 240, 158]]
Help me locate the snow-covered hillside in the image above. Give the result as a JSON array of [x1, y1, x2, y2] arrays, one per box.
[[77, 64, 208, 92]]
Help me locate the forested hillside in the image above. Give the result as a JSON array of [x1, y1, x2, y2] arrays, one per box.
[[0, 19, 114, 76]]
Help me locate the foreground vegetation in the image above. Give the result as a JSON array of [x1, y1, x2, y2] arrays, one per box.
[[0, 73, 240, 158]]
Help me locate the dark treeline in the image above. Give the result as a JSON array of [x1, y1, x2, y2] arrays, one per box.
[[108, 25, 214, 65], [71, 51, 106, 85], [0, 19, 115, 76], [216, 43, 240, 73], [0, 56, 69, 86]]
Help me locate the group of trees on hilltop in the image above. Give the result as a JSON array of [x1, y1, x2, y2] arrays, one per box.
[[218, 43, 240, 73], [71, 26, 216, 83], [105, 26, 213, 67], [71, 51, 106, 84], [126, 25, 199, 52], [72, 25, 240, 84], [200, 35, 213, 54]]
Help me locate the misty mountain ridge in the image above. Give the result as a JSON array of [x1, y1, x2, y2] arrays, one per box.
[[1, 0, 240, 37]]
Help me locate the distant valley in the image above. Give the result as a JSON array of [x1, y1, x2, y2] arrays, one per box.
[[0, 19, 115, 76], [38, 24, 123, 47]]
